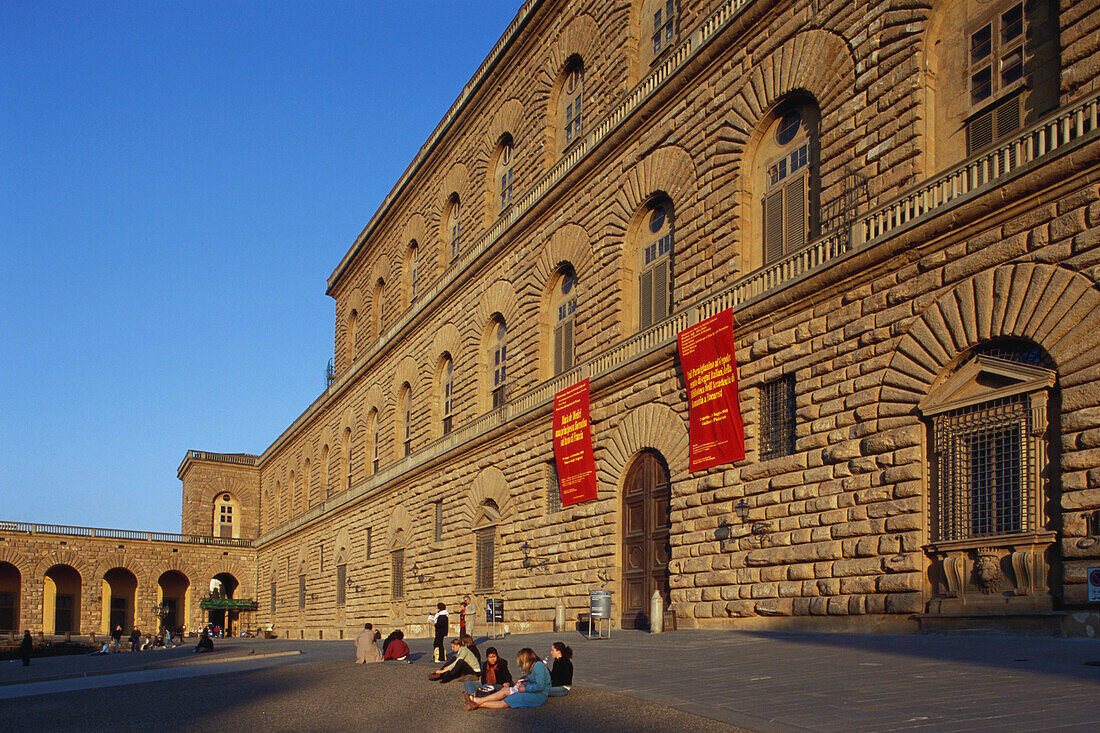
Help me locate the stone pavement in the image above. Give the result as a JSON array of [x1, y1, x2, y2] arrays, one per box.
[[1, 629, 1098, 731]]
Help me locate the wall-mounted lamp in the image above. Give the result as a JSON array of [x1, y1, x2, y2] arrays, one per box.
[[410, 562, 430, 583], [520, 542, 548, 570], [734, 499, 750, 522]]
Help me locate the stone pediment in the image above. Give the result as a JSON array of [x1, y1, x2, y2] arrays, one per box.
[[917, 355, 1055, 417]]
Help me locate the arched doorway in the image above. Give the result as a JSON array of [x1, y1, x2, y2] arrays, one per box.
[[44, 564, 81, 634], [0, 562, 20, 632], [157, 571, 189, 632], [621, 451, 671, 630], [101, 568, 137, 634], [208, 573, 239, 635]]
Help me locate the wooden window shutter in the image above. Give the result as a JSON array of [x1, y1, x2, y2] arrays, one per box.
[[639, 266, 654, 329], [562, 318, 574, 372], [994, 95, 1021, 139], [967, 110, 995, 155], [785, 173, 807, 254], [764, 189, 784, 264], [652, 257, 669, 322], [554, 321, 565, 375]]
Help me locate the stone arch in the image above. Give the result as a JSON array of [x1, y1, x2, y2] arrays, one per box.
[[0, 547, 32, 579], [472, 280, 520, 411], [203, 558, 253, 596], [459, 466, 514, 529], [318, 425, 336, 501], [34, 549, 90, 579], [402, 212, 432, 290], [429, 323, 463, 435], [440, 162, 469, 203], [528, 223, 595, 379], [343, 287, 365, 365], [149, 556, 199, 585], [482, 98, 526, 224], [487, 98, 524, 148], [600, 402, 689, 499], [472, 280, 521, 335], [883, 264, 1100, 406], [392, 355, 420, 396], [542, 13, 600, 161], [388, 504, 412, 548], [93, 552, 145, 588]]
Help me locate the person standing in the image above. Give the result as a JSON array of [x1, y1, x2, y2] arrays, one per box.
[[111, 625, 123, 653], [459, 595, 470, 636], [355, 623, 381, 664], [20, 630, 33, 667], [429, 603, 449, 663], [129, 627, 141, 652]]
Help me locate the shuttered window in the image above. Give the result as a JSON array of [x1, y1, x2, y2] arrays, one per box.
[[553, 271, 577, 375], [639, 202, 673, 330], [391, 550, 404, 599], [476, 527, 495, 590], [763, 141, 810, 266], [965, 3, 1027, 155], [336, 564, 346, 607]]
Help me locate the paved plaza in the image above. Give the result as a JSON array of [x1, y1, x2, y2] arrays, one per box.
[[1, 629, 1098, 731]]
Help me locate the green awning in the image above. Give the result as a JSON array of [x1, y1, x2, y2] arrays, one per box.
[[200, 598, 258, 611]]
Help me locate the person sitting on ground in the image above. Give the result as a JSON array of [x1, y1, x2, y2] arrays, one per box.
[[465, 647, 550, 710], [547, 641, 573, 696], [89, 642, 110, 656], [429, 637, 480, 683], [194, 629, 214, 653], [357, 628, 383, 664], [355, 623, 380, 664], [382, 630, 410, 661], [463, 646, 513, 698], [460, 634, 481, 668]]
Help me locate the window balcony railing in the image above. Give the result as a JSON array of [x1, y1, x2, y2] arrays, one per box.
[[260, 89, 1100, 544], [0, 520, 254, 547]]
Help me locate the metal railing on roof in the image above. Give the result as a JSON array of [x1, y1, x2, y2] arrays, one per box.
[[0, 520, 254, 547]]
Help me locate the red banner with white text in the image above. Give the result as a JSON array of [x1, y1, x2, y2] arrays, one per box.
[[678, 309, 746, 471], [553, 379, 598, 506]]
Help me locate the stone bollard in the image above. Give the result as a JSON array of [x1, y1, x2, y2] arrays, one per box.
[[648, 590, 664, 633], [554, 600, 565, 633]]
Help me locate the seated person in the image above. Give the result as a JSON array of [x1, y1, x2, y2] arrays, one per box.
[[429, 638, 480, 683], [382, 630, 410, 661], [548, 641, 573, 696], [194, 629, 214, 653], [464, 646, 513, 698], [465, 648, 550, 710]]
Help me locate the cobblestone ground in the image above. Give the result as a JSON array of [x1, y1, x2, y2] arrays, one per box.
[[2, 656, 745, 733]]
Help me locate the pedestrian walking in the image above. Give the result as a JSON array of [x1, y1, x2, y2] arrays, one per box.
[[20, 630, 33, 667]]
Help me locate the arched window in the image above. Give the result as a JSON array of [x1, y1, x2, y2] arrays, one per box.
[[373, 278, 386, 340], [646, 0, 676, 60], [441, 355, 455, 436], [550, 268, 577, 374], [320, 445, 330, 499], [638, 198, 673, 330], [755, 100, 819, 268], [341, 426, 352, 493], [495, 134, 515, 213], [473, 499, 501, 591], [346, 309, 358, 363], [446, 195, 462, 261], [407, 242, 420, 304], [367, 408, 379, 475], [303, 458, 312, 510], [918, 339, 1058, 615], [489, 318, 508, 409], [214, 492, 239, 539], [558, 56, 584, 150], [400, 384, 413, 457], [391, 529, 405, 600]]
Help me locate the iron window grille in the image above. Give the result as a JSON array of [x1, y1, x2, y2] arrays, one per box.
[[476, 527, 495, 591], [298, 574, 306, 610], [391, 549, 404, 599], [547, 461, 563, 514], [434, 501, 444, 542], [760, 375, 796, 460], [932, 394, 1032, 542], [336, 564, 346, 607]]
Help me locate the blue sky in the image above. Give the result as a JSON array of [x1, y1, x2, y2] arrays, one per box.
[[1, 1, 522, 533]]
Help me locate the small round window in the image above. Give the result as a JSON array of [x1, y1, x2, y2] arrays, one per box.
[[561, 272, 575, 295], [222, 494, 231, 501], [775, 110, 802, 146], [648, 205, 667, 233]]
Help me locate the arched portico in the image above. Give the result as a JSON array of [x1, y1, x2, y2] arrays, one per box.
[[101, 567, 137, 634], [0, 562, 20, 632], [157, 570, 190, 632], [43, 564, 81, 635]]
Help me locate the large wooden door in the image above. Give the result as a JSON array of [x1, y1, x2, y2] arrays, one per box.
[[621, 452, 671, 630]]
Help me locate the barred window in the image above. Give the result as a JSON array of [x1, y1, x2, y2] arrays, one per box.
[[476, 527, 495, 591], [270, 581, 277, 615], [933, 395, 1032, 541], [298, 574, 306, 610], [391, 549, 404, 599], [547, 460, 563, 514], [336, 563, 347, 607], [760, 375, 796, 460], [434, 500, 444, 542], [365, 527, 372, 561]]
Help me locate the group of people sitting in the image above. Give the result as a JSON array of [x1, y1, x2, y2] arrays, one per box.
[[354, 623, 411, 663], [429, 637, 574, 711], [353, 620, 575, 711]]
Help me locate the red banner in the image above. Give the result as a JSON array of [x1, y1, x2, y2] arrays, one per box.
[[553, 379, 598, 506], [678, 309, 746, 471]]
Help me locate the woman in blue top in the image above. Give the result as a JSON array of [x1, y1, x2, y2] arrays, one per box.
[[465, 647, 550, 710]]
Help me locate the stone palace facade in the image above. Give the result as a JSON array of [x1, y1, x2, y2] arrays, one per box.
[[4, 0, 1100, 640]]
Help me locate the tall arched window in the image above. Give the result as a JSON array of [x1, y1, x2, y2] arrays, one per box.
[[346, 309, 358, 363], [400, 385, 413, 457], [373, 278, 386, 340], [320, 445, 330, 499], [473, 499, 501, 591], [490, 318, 507, 408], [550, 268, 577, 375], [559, 56, 584, 150], [214, 492, 239, 538], [342, 427, 352, 493], [755, 100, 818, 267], [367, 408, 379, 475], [638, 198, 673, 330], [447, 195, 462, 261], [303, 458, 312, 510], [495, 135, 515, 213], [441, 356, 455, 435], [407, 242, 420, 304]]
